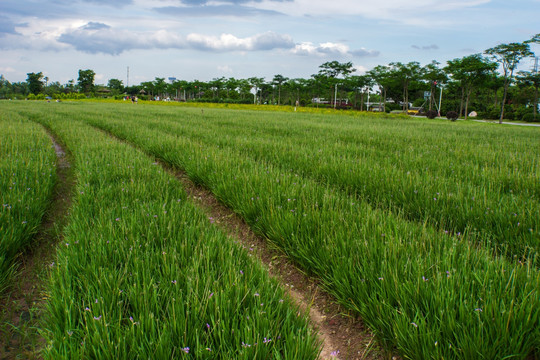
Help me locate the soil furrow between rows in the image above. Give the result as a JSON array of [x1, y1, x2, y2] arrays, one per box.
[[0, 128, 74, 360], [94, 125, 389, 360]]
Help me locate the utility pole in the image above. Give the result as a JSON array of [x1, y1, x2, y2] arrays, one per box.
[[334, 83, 338, 109], [438, 85, 443, 117]]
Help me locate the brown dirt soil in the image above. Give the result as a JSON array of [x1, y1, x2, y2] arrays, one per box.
[[0, 132, 73, 360], [163, 161, 393, 360], [92, 126, 399, 359]]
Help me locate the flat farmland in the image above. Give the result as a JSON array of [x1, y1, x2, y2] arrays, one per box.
[[2, 100, 539, 359]]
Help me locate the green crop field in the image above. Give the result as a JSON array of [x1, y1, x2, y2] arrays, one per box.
[[2, 100, 539, 359], [0, 108, 56, 293]]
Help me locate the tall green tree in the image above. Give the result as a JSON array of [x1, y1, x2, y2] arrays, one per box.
[[318, 61, 355, 108], [485, 42, 533, 122], [272, 74, 289, 105], [237, 79, 252, 100], [389, 62, 423, 112], [517, 70, 540, 120], [346, 75, 373, 110], [224, 77, 239, 99], [209, 77, 225, 98], [526, 33, 540, 44], [26, 72, 44, 95], [445, 54, 497, 119], [107, 78, 124, 94], [0, 75, 12, 99], [171, 80, 189, 100], [153, 78, 167, 99], [368, 65, 397, 112], [77, 69, 95, 94], [422, 61, 447, 111], [248, 77, 265, 104]]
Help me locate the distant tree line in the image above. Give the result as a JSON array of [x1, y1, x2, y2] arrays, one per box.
[[1, 34, 538, 122]]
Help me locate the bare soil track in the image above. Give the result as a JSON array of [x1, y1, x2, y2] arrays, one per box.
[[1, 121, 393, 359], [0, 130, 73, 360], [96, 124, 393, 359], [159, 160, 389, 360]]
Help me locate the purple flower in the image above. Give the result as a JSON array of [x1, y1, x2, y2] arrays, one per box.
[[263, 337, 272, 344], [411, 322, 418, 328], [206, 323, 210, 329], [240, 270, 244, 275], [182, 347, 189, 354], [115, 218, 120, 221], [209, 292, 214, 298], [330, 350, 340, 357], [254, 293, 260, 297], [93, 315, 102, 321]]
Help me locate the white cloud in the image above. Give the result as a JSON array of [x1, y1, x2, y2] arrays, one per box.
[[186, 31, 293, 51], [217, 65, 233, 73], [0, 66, 16, 73], [291, 41, 378, 58], [353, 65, 367, 74], [248, 0, 492, 25]]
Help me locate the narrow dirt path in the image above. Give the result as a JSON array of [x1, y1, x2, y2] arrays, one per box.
[[160, 161, 389, 360], [0, 130, 73, 360], [92, 126, 393, 359]]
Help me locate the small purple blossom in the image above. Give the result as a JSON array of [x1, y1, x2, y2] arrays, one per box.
[[330, 350, 340, 357], [182, 347, 189, 354], [263, 337, 272, 344], [209, 292, 214, 298], [411, 322, 418, 328], [254, 293, 260, 297], [240, 270, 244, 275], [93, 315, 102, 321]]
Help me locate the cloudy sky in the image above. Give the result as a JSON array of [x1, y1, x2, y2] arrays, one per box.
[[0, 0, 538, 85]]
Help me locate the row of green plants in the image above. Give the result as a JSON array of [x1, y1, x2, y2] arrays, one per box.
[[105, 106, 538, 264], [52, 102, 540, 359], [0, 109, 57, 293], [5, 103, 320, 359], [27, 93, 88, 100]]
